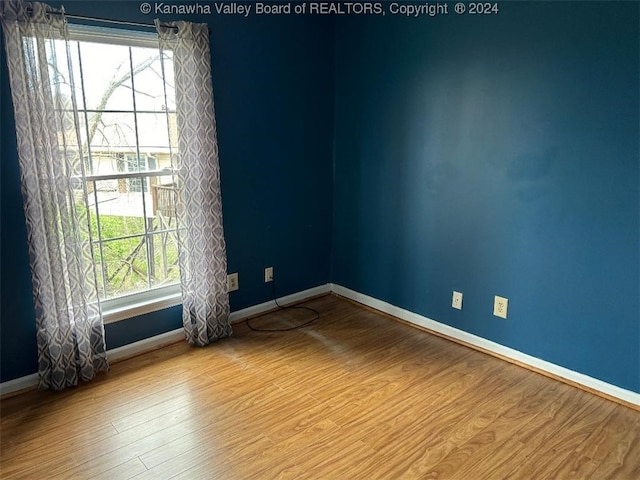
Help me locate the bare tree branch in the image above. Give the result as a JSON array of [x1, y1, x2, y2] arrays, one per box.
[[87, 54, 164, 146]]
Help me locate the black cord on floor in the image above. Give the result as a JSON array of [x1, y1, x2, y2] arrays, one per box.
[[245, 278, 320, 332]]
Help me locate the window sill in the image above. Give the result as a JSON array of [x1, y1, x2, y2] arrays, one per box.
[[102, 286, 182, 324]]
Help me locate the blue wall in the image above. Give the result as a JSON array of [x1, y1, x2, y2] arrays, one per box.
[[332, 2, 640, 392], [1, 36, 39, 380], [0, 1, 334, 381]]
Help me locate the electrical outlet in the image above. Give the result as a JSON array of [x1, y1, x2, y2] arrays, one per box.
[[452, 291, 463, 310], [227, 272, 239, 292], [265, 266, 273, 283], [493, 295, 508, 319]]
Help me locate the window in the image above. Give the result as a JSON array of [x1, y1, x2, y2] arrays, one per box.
[[125, 155, 157, 192], [61, 25, 181, 321]]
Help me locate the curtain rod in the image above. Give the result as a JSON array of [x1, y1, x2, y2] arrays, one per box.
[[27, 7, 178, 31], [65, 13, 165, 29]]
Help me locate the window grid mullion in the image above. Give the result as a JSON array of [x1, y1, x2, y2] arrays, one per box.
[[93, 232, 146, 244], [92, 225, 179, 244], [128, 46, 153, 290], [60, 108, 176, 115], [76, 41, 108, 299], [90, 181, 108, 299]]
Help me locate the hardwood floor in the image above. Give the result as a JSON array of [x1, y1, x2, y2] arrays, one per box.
[[1, 294, 638, 479]]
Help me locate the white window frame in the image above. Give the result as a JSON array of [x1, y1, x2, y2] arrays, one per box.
[[103, 283, 182, 323], [67, 24, 182, 323]]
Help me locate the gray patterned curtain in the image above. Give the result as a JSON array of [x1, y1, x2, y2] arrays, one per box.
[[1, 1, 108, 389], [156, 21, 232, 346]]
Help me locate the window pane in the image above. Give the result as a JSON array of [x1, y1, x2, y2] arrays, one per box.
[[75, 193, 94, 242], [90, 180, 147, 239], [149, 231, 180, 287], [88, 112, 137, 150], [47, 39, 76, 109], [131, 47, 174, 111], [93, 247, 106, 298], [97, 210, 146, 241], [125, 154, 149, 173], [155, 174, 175, 185], [167, 112, 178, 147], [86, 151, 121, 176], [67, 111, 88, 148], [161, 52, 176, 111], [58, 146, 83, 177], [79, 42, 134, 111], [131, 49, 176, 112], [68, 41, 86, 110], [100, 236, 149, 297], [137, 113, 170, 150], [127, 176, 147, 193], [150, 177, 177, 220]]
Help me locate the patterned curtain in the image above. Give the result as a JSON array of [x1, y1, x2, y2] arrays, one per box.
[[1, 1, 108, 389], [156, 21, 232, 346]]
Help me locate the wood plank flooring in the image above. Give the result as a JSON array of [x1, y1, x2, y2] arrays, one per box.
[[1, 294, 639, 479]]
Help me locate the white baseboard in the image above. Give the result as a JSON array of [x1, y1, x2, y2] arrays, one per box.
[[107, 328, 185, 363], [0, 373, 39, 397], [7, 282, 635, 407], [229, 284, 331, 323], [0, 284, 332, 397], [331, 284, 640, 408]]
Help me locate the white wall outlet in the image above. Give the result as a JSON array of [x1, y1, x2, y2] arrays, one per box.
[[452, 291, 463, 310], [227, 272, 239, 292], [265, 266, 273, 283], [493, 295, 508, 319]]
